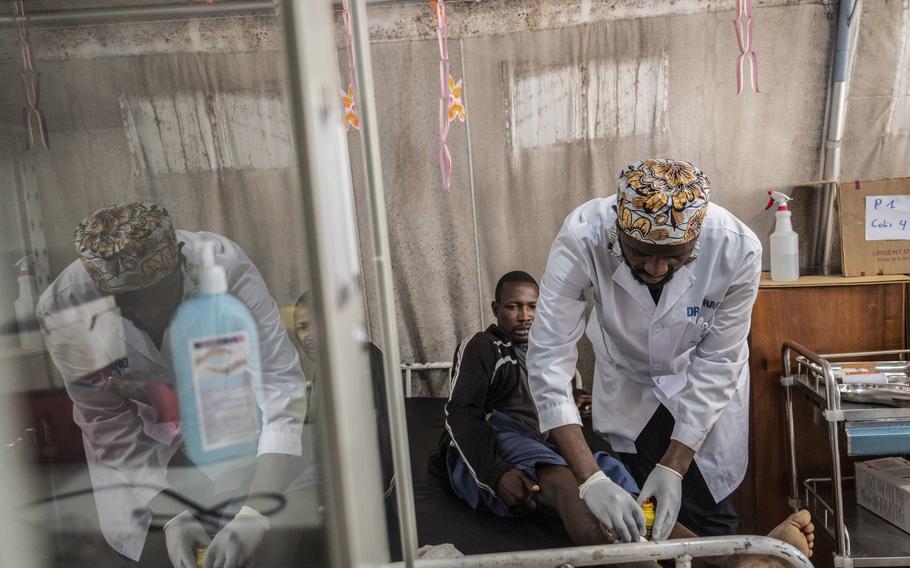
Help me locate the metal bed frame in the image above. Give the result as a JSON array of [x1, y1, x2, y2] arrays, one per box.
[[781, 341, 910, 568], [395, 536, 812, 568]]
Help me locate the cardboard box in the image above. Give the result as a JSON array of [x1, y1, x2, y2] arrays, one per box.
[[838, 178, 910, 276], [855, 457, 910, 534]]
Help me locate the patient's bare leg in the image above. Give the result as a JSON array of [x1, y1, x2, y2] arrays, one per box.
[[765, 509, 814, 559], [535, 465, 657, 568], [677, 510, 815, 568], [535, 466, 813, 568], [535, 464, 612, 546]]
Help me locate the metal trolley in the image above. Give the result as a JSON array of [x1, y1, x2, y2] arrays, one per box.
[[781, 341, 910, 568]]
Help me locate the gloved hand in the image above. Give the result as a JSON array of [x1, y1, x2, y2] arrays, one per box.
[[41, 296, 127, 378], [579, 471, 644, 543], [637, 464, 683, 541], [164, 510, 211, 568], [204, 506, 270, 568]]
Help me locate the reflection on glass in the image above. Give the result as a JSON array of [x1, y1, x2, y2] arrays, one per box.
[[3, 200, 324, 568]]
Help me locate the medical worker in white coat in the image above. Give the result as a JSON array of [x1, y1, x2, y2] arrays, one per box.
[[36, 202, 306, 568], [528, 160, 761, 543]]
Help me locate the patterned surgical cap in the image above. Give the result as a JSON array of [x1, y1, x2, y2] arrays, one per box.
[[74, 202, 180, 293], [616, 159, 711, 245]]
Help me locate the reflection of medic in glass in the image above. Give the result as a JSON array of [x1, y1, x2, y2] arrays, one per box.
[[36, 202, 306, 568]]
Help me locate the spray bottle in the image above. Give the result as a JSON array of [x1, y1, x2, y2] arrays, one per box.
[[169, 240, 262, 464], [764, 191, 800, 282], [14, 256, 44, 351]]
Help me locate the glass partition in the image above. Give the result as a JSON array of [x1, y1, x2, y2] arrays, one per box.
[[0, 1, 390, 566]]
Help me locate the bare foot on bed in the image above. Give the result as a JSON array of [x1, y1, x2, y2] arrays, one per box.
[[766, 509, 814, 558]]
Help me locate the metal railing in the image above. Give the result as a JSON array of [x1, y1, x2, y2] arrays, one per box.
[[401, 362, 452, 398], [389, 536, 812, 568]]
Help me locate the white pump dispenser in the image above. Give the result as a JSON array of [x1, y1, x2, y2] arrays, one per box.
[[198, 241, 227, 295], [765, 191, 799, 282], [14, 255, 44, 350]]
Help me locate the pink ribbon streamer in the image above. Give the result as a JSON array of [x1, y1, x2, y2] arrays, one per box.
[[733, 0, 760, 95], [12, 0, 49, 150], [340, 0, 361, 131]]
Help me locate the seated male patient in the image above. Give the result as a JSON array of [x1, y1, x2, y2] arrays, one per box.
[[433, 271, 815, 566]]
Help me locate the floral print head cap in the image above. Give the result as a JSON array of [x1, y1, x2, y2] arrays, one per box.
[[616, 159, 711, 245], [74, 202, 180, 293]]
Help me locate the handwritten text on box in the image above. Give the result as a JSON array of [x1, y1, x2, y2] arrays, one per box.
[[866, 196, 910, 241]]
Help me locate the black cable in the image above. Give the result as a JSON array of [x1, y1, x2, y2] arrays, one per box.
[[28, 483, 287, 531]]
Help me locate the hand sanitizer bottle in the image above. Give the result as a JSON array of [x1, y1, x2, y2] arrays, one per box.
[[169, 240, 261, 464], [765, 191, 800, 282], [14, 256, 44, 351]]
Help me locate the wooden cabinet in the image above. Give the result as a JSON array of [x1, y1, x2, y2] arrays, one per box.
[[736, 275, 908, 564]]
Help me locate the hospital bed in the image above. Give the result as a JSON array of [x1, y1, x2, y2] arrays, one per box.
[[402, 376, 811, 568]]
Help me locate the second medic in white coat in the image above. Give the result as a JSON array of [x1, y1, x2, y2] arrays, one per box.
[[528, 159, 761, 543]]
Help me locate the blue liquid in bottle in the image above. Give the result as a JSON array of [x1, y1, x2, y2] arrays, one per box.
[[169, 240, 261, 464]]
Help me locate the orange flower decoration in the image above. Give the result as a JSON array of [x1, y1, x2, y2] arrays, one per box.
[[447, 75, 466, 123], [341, 83, 360, 131]]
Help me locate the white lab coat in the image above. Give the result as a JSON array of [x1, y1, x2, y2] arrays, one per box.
[[528, 197, 761, 502], [36, 231, 305, 561]]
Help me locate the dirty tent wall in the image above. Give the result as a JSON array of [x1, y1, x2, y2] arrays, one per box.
[[7, 1, 903, 397], [351, 0, 834, 395], [841, 0, 910, 181], [0, 12, 311, 366]]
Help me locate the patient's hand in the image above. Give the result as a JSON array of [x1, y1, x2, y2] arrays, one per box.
[[574, 390, 592, 418], [497, 469, 540, 515]]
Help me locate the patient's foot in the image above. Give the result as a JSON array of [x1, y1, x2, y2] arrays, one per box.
[[766, 509, 814, 558]]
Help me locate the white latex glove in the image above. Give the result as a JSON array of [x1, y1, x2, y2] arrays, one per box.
[[637, 464, 683, 541], [164, 510, 212, 568], [204, 506, 270, 568], [579, 471, 645, 543]]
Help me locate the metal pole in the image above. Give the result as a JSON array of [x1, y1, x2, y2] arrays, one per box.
[[459, 38, 487, 329], [348, 0, 419, 565], [781, 341, 849, 554], [384, 536, 813, 568], [0, 1, 276, 28], [282, 0, 391, 565], [822, 359, 849, 558], [781, 344, 800, 510], [812, 0, 862, 273]]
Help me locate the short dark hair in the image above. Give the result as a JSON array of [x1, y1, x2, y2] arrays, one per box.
[[494, 271, 538, 303]]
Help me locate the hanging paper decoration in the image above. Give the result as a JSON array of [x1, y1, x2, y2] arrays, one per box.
[[340, 0, 361, 131], [448, 76, 466, 123], [432, 0, 467, 192], [342, 84, 361, 130], [733, 0, 760, 95], [11, 0, 49, 150]]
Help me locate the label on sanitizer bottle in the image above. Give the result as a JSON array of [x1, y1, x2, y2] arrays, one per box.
[[190, 332, 259, 451]]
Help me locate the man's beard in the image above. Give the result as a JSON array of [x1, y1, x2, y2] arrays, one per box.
[[629, 265, 677, 289]]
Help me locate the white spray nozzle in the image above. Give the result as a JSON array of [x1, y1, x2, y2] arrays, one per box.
[[200, 241, 216, 268], [765, 191, 794, 211], [198, 240, 227, 295], [14, 255, 33, 276]]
